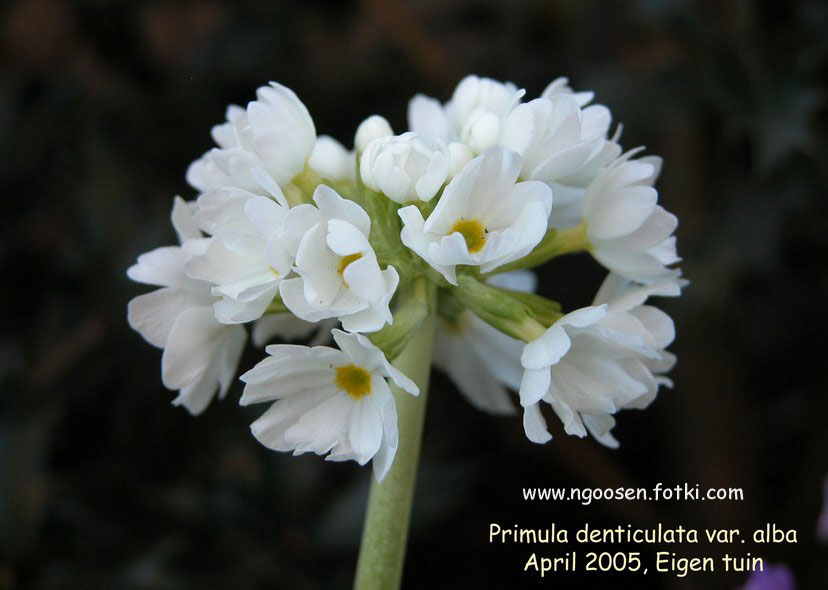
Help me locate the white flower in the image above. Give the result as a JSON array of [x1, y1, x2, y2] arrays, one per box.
[[279, 185, 399, 332], [239, 329, 418, 481], [186, 82, 316, 194], [592, 272, 685, 388], [408, 75, 524, 155], [399, 147, 553, 284], [501, 94, 614, 185], [541, 76, 597, 107], [408, 75, 620, 231], [502, 79, 620, 230], [127, 197, 246, 414], [308, 135, 355, 183], [360, 132, 450, 203], [354, 114, 393, 153], [519, 273, 682, 447], [407, 93, 450, 145], [450, 76, 525, 154], [583, 150, 680, 283], [542, 136, 622, 231], [183, 188, 291, 324], [434, 271, 535, 415]]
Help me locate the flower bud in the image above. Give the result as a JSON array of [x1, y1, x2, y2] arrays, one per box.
[[308, 135, 354, 181], [360, 132, 450, 203], [461, 109, 503, 154], [450, 75, 524, 155], [354, 115, 393, 153]]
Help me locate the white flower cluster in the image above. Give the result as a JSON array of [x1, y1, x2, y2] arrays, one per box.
[[128, 76, 684, 481]]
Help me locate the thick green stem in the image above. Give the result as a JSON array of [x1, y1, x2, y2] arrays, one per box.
[[353, 311, 436, 590]]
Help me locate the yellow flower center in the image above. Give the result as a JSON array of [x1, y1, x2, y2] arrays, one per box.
[[338, 253, 363, 288], [338, 253, 363, 275], [335, 364, 372, 399], [268, 266, 281, 277], [450, 219, 486, 253]]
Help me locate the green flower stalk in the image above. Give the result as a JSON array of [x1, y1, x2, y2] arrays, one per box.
[[353, 310, 435, 590]]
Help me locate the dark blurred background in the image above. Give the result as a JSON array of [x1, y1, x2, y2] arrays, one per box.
[[1, 0, 826, 588]]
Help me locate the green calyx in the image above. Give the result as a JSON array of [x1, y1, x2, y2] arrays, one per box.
[[492, 288, 564, 327], [451, 275, 553, 342], [486, 223, 590, 276], [362, 189, 421, 274]]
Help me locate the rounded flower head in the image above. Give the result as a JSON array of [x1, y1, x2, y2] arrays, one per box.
[[240, 329, 418, 481], [127, 75, 686, 486], [583, 150, 680, 283], [399, 147, 553, 284], [360, 132, 450, 203], [186, 82, 316, 194], [279, 185, 399, 333], [519, 274, 682, 447]]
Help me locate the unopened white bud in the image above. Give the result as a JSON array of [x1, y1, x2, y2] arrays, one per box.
[[360, 132, 450, 204], [308, 135, 354, 181], [462, 109, 502, 154], [355, 115, 393, 153]]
